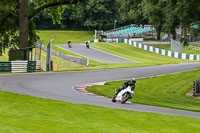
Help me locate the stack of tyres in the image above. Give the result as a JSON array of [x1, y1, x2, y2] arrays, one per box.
[[0, 62, 12, 73], [193, 79, 200, 96]]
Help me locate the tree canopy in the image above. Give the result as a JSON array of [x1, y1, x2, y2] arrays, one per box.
[[0, 0, 86, 55], [0, 0, 200, 55], [118, 0, 200, 40]]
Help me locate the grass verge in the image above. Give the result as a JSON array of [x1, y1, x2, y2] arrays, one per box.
[[39, 42, 196, 71], [0, 50, 8, 61], [36, 30, 94, 45], [36, 49, 85, 71], [86, 69, 200, 112], [91, 43, 194, 64], [0, 91, 200, 133]]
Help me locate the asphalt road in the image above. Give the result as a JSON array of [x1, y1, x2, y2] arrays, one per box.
[[1, 63, 200, 119], [56, 44, 137, 63]]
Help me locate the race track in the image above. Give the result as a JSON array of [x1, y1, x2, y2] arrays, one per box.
[[56, 44, 137, 63], [1, 63, 200, 119]]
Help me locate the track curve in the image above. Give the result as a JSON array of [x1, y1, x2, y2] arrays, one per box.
[[56, 44, 137, 63], [0, 63, 200, 118]]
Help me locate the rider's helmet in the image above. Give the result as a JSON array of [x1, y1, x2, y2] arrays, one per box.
[[131, 78, 136, 84]]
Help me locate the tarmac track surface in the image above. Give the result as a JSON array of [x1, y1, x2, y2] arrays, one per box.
[[1, 63, 200, 119], [56, 44, 137, 63]]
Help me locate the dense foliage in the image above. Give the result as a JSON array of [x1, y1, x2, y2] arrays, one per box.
[[0, 0, 200, 55], [34, 0, 120, 30], [0, 0, 86, 54]]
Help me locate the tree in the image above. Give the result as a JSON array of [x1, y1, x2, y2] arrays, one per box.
[[163, 0, 200, 43], [0, 0, 86, 55], [141, 0, 166, 40], [83, 0, 119, 30], [118, 0, 146, 25], [162, 0, 179, 40], [175, 0, 200, 44]]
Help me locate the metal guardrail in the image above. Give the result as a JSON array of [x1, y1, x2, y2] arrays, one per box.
[[193, 79, 200, 96], [41, 44, 88, 66], [189, 44, 200, 51]]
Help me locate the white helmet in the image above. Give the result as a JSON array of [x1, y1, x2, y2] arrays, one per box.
[[131, 78, 136, 83]]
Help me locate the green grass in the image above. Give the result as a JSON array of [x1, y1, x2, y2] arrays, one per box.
[[1, 31, 196, 72], [87, 69, 200, 112], [37, 30, 94, 45], [34, 48, 85, 71], [39, 42, 196, 71], [37, 30, 107, 68], [52, 45, 106, 67], [153, 42, 200, 55], [91, 43, 194, 64], [37, 30, 195, 70], [37, 31, 195, 71], [0, 55, 8, 61], [0, 50, 8, 61], [1, 91, 200, 133]]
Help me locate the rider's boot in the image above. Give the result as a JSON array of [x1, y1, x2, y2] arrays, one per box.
[[112, 95, 116, 102]]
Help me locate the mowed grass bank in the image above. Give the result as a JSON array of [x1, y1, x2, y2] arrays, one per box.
[[37, 30, 108, 68], [0, 50, 8, 61], [87, 69, 200, 112], [91, 43, 194, 64], [42, 42, 196, 70], [1, 91, 200, 133], [37, 31, 195, 70], [52, 42, 195, 71], [37, 30, 94, 45]]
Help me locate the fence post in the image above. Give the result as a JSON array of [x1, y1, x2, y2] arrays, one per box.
[[46, 39, 54, 71]]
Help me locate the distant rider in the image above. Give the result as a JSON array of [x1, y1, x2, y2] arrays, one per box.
[[112, 78, 136, 102], [85, 41, 90, 48], [67, 40, 72, 48]]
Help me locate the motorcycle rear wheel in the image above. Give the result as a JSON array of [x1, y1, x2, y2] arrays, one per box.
[[121, 92, 130, 104]]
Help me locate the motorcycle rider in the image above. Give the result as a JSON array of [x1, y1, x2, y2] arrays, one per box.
[[112, 78, 136, 102], [67, 40, 72, 48], [85, 41, 90, 48]]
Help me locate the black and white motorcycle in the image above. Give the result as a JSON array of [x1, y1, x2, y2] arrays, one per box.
[[85, 41, 90, 48], [112, 86, 134, 104]]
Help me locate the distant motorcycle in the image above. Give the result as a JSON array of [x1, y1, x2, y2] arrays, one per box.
[[112, 86, 134, 103], [68, 40, 72, 48], [68, 43, 72, 48], [85, 41, 90, 48]]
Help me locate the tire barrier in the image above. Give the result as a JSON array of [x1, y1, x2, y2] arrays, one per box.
[[0, 60, 42, 73], [193, 79, 200, 96]]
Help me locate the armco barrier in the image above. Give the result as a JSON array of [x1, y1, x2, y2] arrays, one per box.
[[0, 61, 42, 73], [41, 45, 89, 66]]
